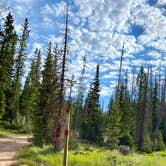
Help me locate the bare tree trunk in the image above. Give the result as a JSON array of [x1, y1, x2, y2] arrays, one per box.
[[54, 4, 69, 151], [131, 64, 136, 99], [116, 41, 125, 99]]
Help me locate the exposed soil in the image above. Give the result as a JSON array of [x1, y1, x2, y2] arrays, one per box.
[[0, 135, 30, 166]]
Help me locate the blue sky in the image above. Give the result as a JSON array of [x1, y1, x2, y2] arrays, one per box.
[[2, 0, 166, 108]]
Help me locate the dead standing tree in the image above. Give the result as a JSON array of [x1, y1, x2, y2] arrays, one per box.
[[116, 41, 125, 99], [74, 56, 86, 133], [54, 4, 69, 151]]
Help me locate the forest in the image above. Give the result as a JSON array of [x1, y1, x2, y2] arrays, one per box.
[[0, 3, 166, 166]]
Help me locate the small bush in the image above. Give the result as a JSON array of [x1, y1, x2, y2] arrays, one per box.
[[141, 134, 152, 153], [119, 133, 134, 147], [69, 132, 80, 150], [153, 132, 165, 151]]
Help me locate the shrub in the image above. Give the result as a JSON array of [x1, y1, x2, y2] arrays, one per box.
[[141, 134, 152, 153], [153, 132, 165, 151], [69, 131, 80, 150], [119, 133, 134, 147]]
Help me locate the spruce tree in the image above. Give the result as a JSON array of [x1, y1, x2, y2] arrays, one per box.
[[13, 18, 30, 124], [30, 49, 42, 145], [0, 12, 17, 123], [20, 49, 41, 135], [136, 66, 152, 152], [105, 101, 121, 149], [152, 76, 165, 151], [119, 81, 133, 146], [74, 56, 86, 133], [82, 64, 103, 143], [20, 75, 31, 127], [40, 42, 58, 144]]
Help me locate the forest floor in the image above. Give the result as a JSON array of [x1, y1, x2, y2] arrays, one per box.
[[0, 135, 30, 166]]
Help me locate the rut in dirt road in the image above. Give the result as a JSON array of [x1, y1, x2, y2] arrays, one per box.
[[0, 135, 30, 166]]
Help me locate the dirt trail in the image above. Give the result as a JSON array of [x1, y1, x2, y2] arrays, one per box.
[[0, 135, 30, 166]]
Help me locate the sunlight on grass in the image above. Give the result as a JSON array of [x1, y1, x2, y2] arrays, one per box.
[[0, 129, 16, 137], [17, 145, 166, 166]]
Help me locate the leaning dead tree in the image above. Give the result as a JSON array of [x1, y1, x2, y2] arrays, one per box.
[[54, 4, 69, 151]]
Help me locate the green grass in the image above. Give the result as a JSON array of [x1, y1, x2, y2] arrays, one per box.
[[0, 129, 16, 137], [16, 144, 166, 166], [0, 120, 27, 137]]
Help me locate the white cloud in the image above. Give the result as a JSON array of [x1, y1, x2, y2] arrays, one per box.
[[40, 1, 66, 17], [8, 0, 166, 99]]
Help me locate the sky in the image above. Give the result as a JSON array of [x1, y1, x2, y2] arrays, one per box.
[[1, 0, 166, 109]]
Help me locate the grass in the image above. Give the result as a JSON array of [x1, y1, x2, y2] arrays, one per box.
[[16, 144, 166, 166], [0, 120, 27, 137], [0, 121, 165, 166], [0, 129, 15, 137]]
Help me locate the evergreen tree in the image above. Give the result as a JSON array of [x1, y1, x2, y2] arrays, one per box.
[[20, 49, 41, 134], [40, 42, 58, 144], [29, 49, 42, 145], [152, 76, 165, 151], [161, 77, 166, 143], [74, 56, 86, 133], [20, 75, 31, 128], [105, 101, 121, 149], [82, 64, 103, 143], [119, 83, 133, 146], [13, 18, 30, 124], [136, 66, 152, 152], [0, 12, 17, 123]]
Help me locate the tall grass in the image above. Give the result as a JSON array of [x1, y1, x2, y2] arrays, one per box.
[[16, 144, 166, 166]]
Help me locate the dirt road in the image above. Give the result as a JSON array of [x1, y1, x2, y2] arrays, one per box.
[[0, 135, 30, 166]]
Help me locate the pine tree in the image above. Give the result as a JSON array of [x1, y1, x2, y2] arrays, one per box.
[[20, 49, 41, 134], [40, 42, 58, 144], [136, 66, 152, 152], [19, 75, 31, 127], [105, 101, 121, 149], [161, 77, 166, 143], [0, 12, 17, 123], [152, 75, 165, 151], [152, 76, 159, 135], [119, 71, 133, 147], [105, 97, 114, 127], [13, 18, 30, 124], [82, 64, 103, 143], [74, 56, 86, 133], [29, 49, 42, 145]]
